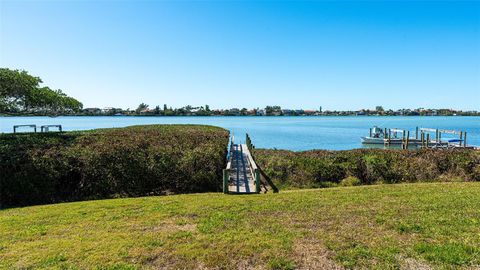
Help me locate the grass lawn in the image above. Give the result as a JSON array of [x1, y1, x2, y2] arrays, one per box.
[[1, 182, 480, 269]]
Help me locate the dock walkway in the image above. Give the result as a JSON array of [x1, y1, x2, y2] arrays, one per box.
[[223, 136, 261, 194], [227, 144, 256, 193]]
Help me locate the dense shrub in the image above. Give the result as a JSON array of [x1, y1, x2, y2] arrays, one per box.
[[0, 125, 229, 207], [254, 148, 480, 189]]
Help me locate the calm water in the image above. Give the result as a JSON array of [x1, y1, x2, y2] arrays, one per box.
[[1, 116, 479, 150]]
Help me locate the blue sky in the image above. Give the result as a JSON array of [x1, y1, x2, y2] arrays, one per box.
[[1, 1, 479, 110]]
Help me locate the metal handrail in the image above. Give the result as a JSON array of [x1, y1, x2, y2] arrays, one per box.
[[13, 125, 37, 133], [41, 125, 62, 132]]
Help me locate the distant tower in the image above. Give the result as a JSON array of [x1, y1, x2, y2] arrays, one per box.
[[319, 106, 322, 113]]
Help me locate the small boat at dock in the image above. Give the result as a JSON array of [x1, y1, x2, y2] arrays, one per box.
[[361, 126, 410, 145], [361, 126, 472, 149]]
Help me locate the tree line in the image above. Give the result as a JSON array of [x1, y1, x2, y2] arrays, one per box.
[[0, 68, 83, 114]]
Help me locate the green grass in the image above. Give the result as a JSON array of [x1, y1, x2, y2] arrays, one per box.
[[1, 182, 480, 269]]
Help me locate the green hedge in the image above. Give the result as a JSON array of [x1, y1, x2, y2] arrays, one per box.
[[0, 125, 229, 207], [253, 148, 480, 189]]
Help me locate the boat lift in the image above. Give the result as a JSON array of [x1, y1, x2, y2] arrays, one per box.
[[419, 128, 467, 148]]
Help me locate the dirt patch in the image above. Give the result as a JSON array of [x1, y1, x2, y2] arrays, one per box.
[[293, 238, 344, 270], [399, 257, 432, 270], [133, 219, 197, 233]]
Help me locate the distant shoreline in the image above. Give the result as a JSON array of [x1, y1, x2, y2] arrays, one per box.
[[1, 114, 479, 117]]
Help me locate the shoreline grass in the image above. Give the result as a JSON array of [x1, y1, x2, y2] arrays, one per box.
[[1, 182, 479, 269]]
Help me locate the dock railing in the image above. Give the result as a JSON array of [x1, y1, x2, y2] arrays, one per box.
[[245, 133, 279, 193], [13, 125, 37, 133], [12, 124, 63, 133], [40, 125, 62, 132], [223, 135, 235, 194], [243, 141, 260, 193]]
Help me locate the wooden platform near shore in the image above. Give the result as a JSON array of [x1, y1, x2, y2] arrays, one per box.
[[223, 134, 262, 194], [226, 144, 257, 193]]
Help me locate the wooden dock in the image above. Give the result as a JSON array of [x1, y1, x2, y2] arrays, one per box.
[[365, 126, 476, 149], [223, 135, 261, 194]]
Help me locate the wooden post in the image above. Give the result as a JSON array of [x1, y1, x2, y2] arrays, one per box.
[[464, 132, 467, 147], [406, 131, 410, 149], [415, 127, 419, 140], [223, 169, 229, 194], [369, 128, 372, 137], [255, 170, 261, 193], [435, 129, 439, 143], [426, 134, 430, 148], [459, 131, 463, 147]]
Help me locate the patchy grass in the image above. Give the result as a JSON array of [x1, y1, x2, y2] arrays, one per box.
[[1, 182, 480, 269]]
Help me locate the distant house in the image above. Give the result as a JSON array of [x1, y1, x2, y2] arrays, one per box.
[[229, 108, 240, 116], [83, 108, 101, 114], [295, 109, 304, 115], [257, 109, 265, 116], [356, 111, 366, 116], [102, 107, 123, 114], [102, 107, 115, 113], [282, 109, 292, 116], [303, 110, 316, 116]]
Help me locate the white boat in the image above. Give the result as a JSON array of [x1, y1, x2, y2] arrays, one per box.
[[361, 126, 391, 144], [361, 136, 401, 145]]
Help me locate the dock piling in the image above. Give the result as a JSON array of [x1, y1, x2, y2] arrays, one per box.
[[223, 169, 229, 194], [406, 131, 410, 149], [459, 131, 463, 147]]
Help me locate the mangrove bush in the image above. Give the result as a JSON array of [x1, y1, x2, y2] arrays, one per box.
[[254, 148, 480, 189], [0, 125, 229, 207]]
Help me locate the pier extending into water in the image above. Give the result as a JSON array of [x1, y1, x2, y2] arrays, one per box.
[[223, 134, 278, 194], [363, 126, 477, 149]]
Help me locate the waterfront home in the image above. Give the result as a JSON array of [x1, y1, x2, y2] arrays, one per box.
[[83, 108, 102, 114], [256, 109, 265, 116]]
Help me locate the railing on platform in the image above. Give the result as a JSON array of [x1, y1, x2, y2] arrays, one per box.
[[13, 125, 37, 133], [40, 125, 62, 132], [223, 134, 235, 194], [223, 133, 279, 194], [245, 133, 279, 193], [243, 140, 261, 193], [12, 125, 63, 133]]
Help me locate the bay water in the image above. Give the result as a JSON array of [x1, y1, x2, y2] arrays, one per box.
[[1, 116, 479, 151]]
